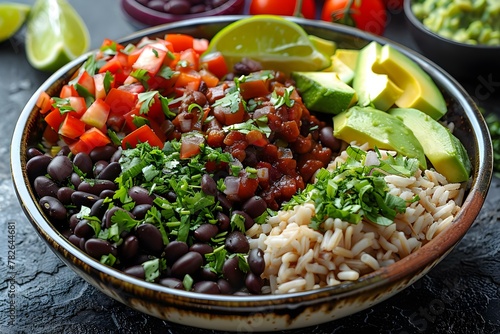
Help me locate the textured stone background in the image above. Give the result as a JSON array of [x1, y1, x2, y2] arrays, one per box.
[[1, 1, 499, 333]]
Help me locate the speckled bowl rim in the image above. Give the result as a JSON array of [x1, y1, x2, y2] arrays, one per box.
[[10, 15, 493, 318], [404, 0, 500, 51]]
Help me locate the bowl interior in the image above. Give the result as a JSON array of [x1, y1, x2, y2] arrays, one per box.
[[10, 15, 494, 330]]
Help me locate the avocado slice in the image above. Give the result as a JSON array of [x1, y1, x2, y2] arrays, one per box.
[[388, 108, 471, 182], [324, 49, 359, 84], [292, 71, 357, 114], [333, 106, 427, 169], [353, 42, 404, 111], [375, 46, 447, 120]]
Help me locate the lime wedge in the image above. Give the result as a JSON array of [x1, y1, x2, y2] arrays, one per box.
[[26, 0, 90, 72], [0, 3, 30, 42], [204, 15, 332, 73]]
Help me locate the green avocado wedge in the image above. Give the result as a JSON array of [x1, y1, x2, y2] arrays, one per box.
[[388, 108, 471, 182], [333, 106, 427, 169]]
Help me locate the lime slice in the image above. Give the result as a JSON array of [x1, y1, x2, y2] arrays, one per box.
[[0, 3, 30, 42], [26, 0, 90, 72], [204, 15, 332, 73]]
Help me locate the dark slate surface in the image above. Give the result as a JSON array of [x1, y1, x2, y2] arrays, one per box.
[[1, 1, 499, 333]]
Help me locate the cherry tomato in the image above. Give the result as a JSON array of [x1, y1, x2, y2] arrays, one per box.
[[321, 0, 387, 35], [249, 0, 316, 19]]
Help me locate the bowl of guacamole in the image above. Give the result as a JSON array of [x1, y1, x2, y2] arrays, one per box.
[[404, 0, 500, 78]]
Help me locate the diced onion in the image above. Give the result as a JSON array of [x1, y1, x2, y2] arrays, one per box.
[[224, 176, 240, 196], [364, 151, 380, 166]]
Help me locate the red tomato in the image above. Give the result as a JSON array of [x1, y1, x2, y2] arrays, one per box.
[[121, 124, 164, 149], [321, 0, 387, 35], [249, 0, 316, 19]]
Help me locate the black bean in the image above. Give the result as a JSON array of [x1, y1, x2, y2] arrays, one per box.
[[128, 186, 154, 205], [124, 264, 145, 279], [70, 172, 83, 188], [248, 248, 265, 276], [78, 179, 117, 195], [68, 234, 85, 250], [97, 161, 121, 181], [217, 278, 234, 295], [189, 243, 213, 257], [131, 204, 152, 220], [73, 152, 93, 177], [27, 147, 43, 159], [147, 0, 166, 11], [26, 154, 52, 183], [245, 272, 264, 294], [56, 146, 71, 156], [57, 187, 75, 205], [193, 281, 220, 294], [158, 277, 184, 289], [39, 196, 67, 221], [225, 231, 249, 254], [69, 214, 80, 231], [71, 191, 100, 208], [164, 241, 189, 266], [47, 155, 73, 183], [121, 235, 139, 260], [164, 0, 191, 14], [85, 238, 115, 259], [200, 174, 217, 197], [136, 223, 164, 254], [90, 145, 117, 162], [216, 212, 230, 231], [165, 191, 177, 202], [222, 256, 245, 289], [103, 206, 132, 228], [74, 219, 95, 239], [192, 90, 207, 106], [242, 196, 267, 218], [193, 223, 219, 242], [34, 176, 59, 198], [170, 251, 203, 278], [99, 189, 115, 200], [110, 147, 123, 163], [89, 198, 108, 220], [217, 191, 233, 212], [320, 126, 341, 152], [93, 160, 109, 178], [197, 267, 218, 281], [232, 210, 255, 230]]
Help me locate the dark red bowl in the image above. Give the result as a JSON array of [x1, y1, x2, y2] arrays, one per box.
[[121, 0, 245, 27]]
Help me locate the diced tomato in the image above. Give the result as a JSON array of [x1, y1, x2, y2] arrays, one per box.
[[246, 130, 268, 147], [239, 79, 270, 100], [44, 109, 66, 131], [121, 124, 164, 149], [200, 52, 229, 79], [99, 52, 129, 75], [80, 99, 110, 129], [68, 138, 92, 155], [177, 48, 199, 70], [58, 114, 86, 139], [193, 38, 209, 54], [180, 134, 204, 159], [213, 100, 246, 126], [100, 38, 125, 53], [199, 69, 219, 88], [174, 69, 201, 91], [36, 91, 53, 114], [72, 70, 96, 97], [93, 72, 113, 100], [59, 85, 78, 98], [237, 173, 259, 200], [132, 45, 167, 76], [123, 107, 141, 132], [105, 87, 138, 115], [43, 125, 60, 145], [79, 127, 111, 149], [165, 34, 194, 52], [66, 97, 87, 117]]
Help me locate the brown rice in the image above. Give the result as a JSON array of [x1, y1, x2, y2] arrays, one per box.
[[246, 145, 466, 294]]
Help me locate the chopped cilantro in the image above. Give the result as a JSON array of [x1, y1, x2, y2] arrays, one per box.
[[270, 86, 295, 109], [212, 90, 243, 113], [138, 91, 158, 114], [52, 97, 75, 114]]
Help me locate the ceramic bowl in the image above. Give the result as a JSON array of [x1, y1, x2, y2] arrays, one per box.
[[121, 0, 245, 27], [404, 0, 500, 78], [11, 16, 493, 332]]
